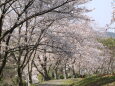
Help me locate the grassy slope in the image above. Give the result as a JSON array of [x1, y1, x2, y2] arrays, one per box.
[[73, 75, 115, 86]]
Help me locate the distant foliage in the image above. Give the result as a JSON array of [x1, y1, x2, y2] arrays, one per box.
[[98, 38, 115, 57], [99, 38, 115, 48]]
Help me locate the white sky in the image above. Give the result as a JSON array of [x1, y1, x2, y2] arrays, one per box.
[[86, 0, 112, 27]]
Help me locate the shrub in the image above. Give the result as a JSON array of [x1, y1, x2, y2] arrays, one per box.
[[38, 74, 44, 83], [59, 75, 64, 79]]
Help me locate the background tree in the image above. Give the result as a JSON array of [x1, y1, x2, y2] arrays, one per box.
[[99, 38, 115, 74]]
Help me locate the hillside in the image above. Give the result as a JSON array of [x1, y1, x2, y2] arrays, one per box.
[[106, 32, 115, 38]]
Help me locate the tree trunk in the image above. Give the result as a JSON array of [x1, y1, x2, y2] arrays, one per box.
[[43, 69, 51, 81], [29, 71, 32, 84], [44, 75, 51, 81], [28, 62, 33, 84], [63, 64, 67, 79], [0, 15, 5, 78], [0, 52, 8, 78], [18, 67, 23, 86], [72, 65, 76, 78], [54, 69, 58, 79]]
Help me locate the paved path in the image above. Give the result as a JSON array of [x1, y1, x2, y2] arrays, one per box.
[[36, 80, 65, 86], [35, 79, 80, 86], [38, 84, 60, 86]]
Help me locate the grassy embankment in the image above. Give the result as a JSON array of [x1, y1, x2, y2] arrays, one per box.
[[39, 75, 115, 86], [73, 75, 115, 86]]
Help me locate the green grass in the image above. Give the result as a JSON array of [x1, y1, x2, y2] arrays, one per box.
[[103, 82, 115, 86], [73, 75, 115, 86]]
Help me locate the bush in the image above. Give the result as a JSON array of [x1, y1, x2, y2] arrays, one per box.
[[38, 74, 44, 83], [12, 77, 18, 86], [59, 75, 64, 79], [30, 84, 36, 86]]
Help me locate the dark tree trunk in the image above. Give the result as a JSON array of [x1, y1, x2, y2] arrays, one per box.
[[29, 72, 32, 84], [0, 52, 8, 78], [28, 63, 33, 84], [43, 68, 51, 81], [18, 67, 23, 86], [42, 51, 51, 81], [44, 74, 51, 81], [0, 15, 4, 78]]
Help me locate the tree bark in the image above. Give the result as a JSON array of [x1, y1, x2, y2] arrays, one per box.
[[72, 65, 76, 78], [18, 67, 23, 86], [0, 52, 8, 78], [54, 69, 58, 79], [28, 62, 33, 84], [63, 64, 67, 79], [0, 14, 4, 78], [43, 68, 51, 81]]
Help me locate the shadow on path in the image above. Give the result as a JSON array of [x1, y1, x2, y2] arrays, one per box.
[[38, 84, 63, 86]]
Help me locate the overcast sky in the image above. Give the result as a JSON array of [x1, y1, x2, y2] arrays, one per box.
[[86, 0, 112, 27]]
